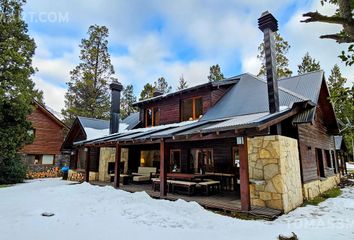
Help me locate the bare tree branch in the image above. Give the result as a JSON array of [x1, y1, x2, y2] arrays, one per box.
[[301, 11, 349, 25], [319, 33, 354, 43]]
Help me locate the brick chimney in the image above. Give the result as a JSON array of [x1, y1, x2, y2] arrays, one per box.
[[109, 81, 123, 134], [258, 11, 281, 134]]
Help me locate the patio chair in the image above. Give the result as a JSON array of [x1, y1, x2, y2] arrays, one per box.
[[132, 167, 157, 183]]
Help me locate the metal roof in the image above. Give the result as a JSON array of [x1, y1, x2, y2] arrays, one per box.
[[133, 75, 240, 106], [122, 112, 140, 130], [77, 116, 109, 130], [292, 108, 316, 124], [278, 70, 324, 104], [201, 73, 308, 122]]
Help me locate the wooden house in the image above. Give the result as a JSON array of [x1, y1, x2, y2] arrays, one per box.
[[21, 100, 69, 169], [64, 12, 343, 214]]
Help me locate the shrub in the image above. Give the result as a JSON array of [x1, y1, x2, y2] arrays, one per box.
[[0, 155, 27, 184]]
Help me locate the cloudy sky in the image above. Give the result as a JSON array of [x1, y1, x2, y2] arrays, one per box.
[[23, 0, 353, 112]]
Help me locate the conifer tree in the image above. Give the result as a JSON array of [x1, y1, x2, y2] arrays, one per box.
[[62, 25, 115, 126], [208, 64, 224, 82], [154, 77, 171, 94], [139, 83, 155, 100], [177, 75, 188, 90], [0, 0, 42, 184], [120, 84, 137, 119], [297, 52, 321, 74], [257, 32, 292, 79]]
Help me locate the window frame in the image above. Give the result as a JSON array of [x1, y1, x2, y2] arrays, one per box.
[[190, 148, 214, 173], [181, 96, 203, 121], [170, 149, 182, 172], [144, 106, 160, 127]]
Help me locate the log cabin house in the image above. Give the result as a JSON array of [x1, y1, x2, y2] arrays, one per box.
[[21, 100, 69, 170], [63, 12, 343, 215]]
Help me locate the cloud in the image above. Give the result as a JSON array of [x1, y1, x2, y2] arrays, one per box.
[[23, 0, 353, 113], [33, 77, 66, 111]]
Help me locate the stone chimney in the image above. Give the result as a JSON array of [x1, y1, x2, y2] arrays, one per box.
[[258, 11, 281, 134], [109, 81, 123, 134]]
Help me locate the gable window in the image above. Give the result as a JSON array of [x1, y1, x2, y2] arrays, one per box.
[[145, 107, 160, 127], [181, 97, 203, 121]]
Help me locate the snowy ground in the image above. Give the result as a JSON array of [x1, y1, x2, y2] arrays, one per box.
[[1, 179, 354, 240]]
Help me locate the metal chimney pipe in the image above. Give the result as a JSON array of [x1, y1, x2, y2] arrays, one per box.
[[258, 11, 281, 134], [109, 81, 123, 134]]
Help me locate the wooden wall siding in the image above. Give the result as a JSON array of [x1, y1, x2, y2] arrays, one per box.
[[89, 147, 100, 172], [139, 86, 231, 126], [21, 106, 66, 155], [297, 105, 336, 183]]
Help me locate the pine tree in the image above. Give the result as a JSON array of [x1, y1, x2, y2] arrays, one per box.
[[120, 84, 137, 119], [327, 65, 354, 155], [139, 83, 155, 100], [257, 32, 292, 79], [208, 64, 224, 82], [0, 0, 43, 184], [177, 75, 188, 90], [62, 25, 115, 126], [297, 52, 321, 74], [154, 77, 171, 94]]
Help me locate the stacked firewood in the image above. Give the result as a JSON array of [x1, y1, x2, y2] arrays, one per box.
[[26, 167, 62, 179], [69, 172, 85, 182]]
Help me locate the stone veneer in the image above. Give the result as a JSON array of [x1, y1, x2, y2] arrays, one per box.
[[303, 174, 340, 200], [98, 147, 128, 182], [248, 135, 303, 213]]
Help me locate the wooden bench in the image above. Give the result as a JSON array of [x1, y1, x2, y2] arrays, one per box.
[[168, 180, 197, 196], [198, 181, 221, 195]]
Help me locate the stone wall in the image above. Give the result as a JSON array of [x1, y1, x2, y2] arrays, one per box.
[[303, 174, 340, 200], [98, 147, 128, 182], [248, 135, 303, 213]]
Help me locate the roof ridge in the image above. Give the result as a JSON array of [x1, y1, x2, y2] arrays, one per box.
[[249, 74, 309, 101], [78, 116, 109, 122], [278, 70, 324, 81]]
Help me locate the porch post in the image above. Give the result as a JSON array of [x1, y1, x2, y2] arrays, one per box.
[[85, 147, 90, 182], [160, 139, 167, 197], [239, 136, 250, 211], [114, 143, 121, 188]]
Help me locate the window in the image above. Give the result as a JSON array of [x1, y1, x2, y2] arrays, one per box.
[[140, 150, 160, 168], [145, 107, 160, 127], [27, 128, 36, 138], [181, 97, 203, 121], [232, 147, 240, 168], [324, 150, 332, 168], [316, 148, 325, 178], [190, 148, 213, 173], [42, 155, 54, 165], [170, 150, 181, 172]]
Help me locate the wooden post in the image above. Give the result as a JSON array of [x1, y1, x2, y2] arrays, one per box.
[[160, 139, 167, 197], [114, 143, 121, 188], [239, 137, 250, 211], [85, 147, 90, 182]]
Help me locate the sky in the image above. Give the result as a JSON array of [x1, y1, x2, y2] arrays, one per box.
[[22, 0, 353, 113]]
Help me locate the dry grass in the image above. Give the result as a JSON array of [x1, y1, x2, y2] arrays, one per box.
[[304, 187, 342, 206]]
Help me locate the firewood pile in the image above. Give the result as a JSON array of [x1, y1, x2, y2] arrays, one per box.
[[69, 172, 85, 182], [26, 167, 62, 179]]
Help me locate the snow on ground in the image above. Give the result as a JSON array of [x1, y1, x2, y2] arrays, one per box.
[[1, 179, 354, 240], [347, 162, 354, 171]]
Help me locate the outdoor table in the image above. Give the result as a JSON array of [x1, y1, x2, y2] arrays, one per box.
[[166, 173, 211, 182]]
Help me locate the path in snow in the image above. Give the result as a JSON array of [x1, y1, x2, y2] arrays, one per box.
[[0, 179, 353, 240]]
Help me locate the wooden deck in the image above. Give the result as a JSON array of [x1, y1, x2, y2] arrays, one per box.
[[90, 181, 282, 220]]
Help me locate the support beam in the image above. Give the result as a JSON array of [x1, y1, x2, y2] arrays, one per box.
[[85, 147, 90, 182], [159, 139, 167, 197], [114, 143, 121, 188], [239, 137, 250, 211]]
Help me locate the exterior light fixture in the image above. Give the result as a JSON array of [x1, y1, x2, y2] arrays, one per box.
[[236, 136, 244, 145], [84, 147, 88, 152]]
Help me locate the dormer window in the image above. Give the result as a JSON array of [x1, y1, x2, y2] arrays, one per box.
[[145, 107, 160, 127], [181, 97, 203, 121]]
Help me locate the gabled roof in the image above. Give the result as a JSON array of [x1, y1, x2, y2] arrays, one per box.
[[278, 70, 324, 104], [201, 73, 311, 122], [133, 75, 240, 106], [33, 100, 68, 130]]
